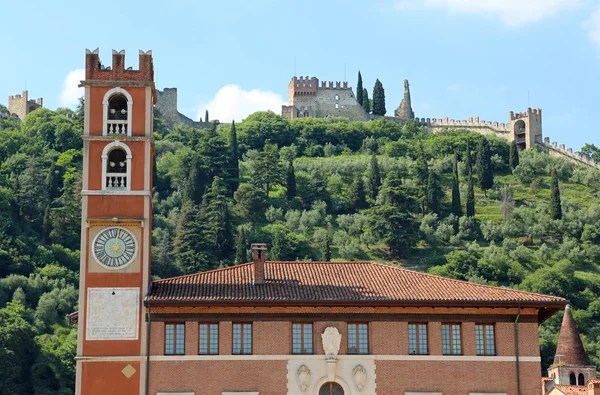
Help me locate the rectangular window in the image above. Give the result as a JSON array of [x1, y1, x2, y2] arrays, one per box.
[[292, 323, 313, 354], [232, 323, 252, 355], [476, 324, 496, 355], [199, 323, 219, 355], [442, 323, 462, 355], [408, 323, 428, 355], [165, 323, 185, 355], [348, 323, 369, 354]]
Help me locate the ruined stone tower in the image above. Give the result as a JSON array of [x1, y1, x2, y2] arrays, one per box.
[[8, 90, 43, 120], [395, 79, 414, 120]]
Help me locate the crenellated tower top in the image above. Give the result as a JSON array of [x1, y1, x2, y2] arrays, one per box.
[[84, 48, 154, 82]]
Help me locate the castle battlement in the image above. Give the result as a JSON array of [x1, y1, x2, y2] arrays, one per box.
[[541, 137, 600, 169], [84, 48, 154, 82], [422, 116, 510, 132]]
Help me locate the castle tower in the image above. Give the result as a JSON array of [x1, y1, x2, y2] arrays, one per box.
[[75, 48, 155, 395], [548, 305, 596, 386], [395, 79, 414, 120], [8, 90, 43, 120], [509, 108, 542, 150]]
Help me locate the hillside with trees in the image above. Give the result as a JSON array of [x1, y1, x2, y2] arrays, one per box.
[[1, 103, 600, 392]]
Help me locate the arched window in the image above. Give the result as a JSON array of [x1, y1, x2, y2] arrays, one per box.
[[319, 382, 344, 395], [578, 373, 585, 385], [335, 94, 339, 100], [570, 372, 577, 385], [102, 87, 133, 136], [102, 141, 132, 191]]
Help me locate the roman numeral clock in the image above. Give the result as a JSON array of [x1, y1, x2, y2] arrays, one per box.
[[92, 226, 138, 269]]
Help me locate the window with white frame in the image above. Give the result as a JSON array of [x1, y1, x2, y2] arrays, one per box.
[[103, 87, 133, 136], [101, 141, 132, 191]]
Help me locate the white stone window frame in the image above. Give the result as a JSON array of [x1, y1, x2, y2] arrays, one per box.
[[103, 87, 133, 136], [101, 141, 132, 192]]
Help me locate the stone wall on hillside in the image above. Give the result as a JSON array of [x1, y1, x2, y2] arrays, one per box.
[[155, 88, 213, 129]]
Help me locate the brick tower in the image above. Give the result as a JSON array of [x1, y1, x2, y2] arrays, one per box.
[[548, 305, 596, 386], [75, 48, 155, 395]]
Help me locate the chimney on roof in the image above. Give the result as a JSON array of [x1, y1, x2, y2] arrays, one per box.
[[251, 243, 267, 285]]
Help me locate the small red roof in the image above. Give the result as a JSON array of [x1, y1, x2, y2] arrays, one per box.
[[148, 261, 565, 313], [553, 305, 591, 366]]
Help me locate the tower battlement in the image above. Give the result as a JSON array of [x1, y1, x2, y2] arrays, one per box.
[[85, 48, 154, 82], [8, 90, 43, 120]]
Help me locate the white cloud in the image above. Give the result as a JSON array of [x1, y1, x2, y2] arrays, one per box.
[[196, 84, 285, 123], [59, 69, 85, 108], [397, 0, 580, 26], [584, 6, 600, 47]]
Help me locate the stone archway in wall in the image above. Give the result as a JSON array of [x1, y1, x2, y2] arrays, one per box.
[[513, 119, 527, 150]]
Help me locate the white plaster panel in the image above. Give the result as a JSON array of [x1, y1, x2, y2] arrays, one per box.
[[86, 287, 139, 340], [287, 357, 375, 395]]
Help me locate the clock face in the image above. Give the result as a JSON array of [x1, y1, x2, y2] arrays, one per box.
[[92, 226, 137, 269]]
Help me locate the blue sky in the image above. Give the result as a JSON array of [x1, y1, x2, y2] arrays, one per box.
[[2, 0, 600, 150]]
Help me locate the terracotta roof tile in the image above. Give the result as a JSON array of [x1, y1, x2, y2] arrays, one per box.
[[149, 261, 566, 309], [552, 384, 588, 395], [553, 305, 591, 366]]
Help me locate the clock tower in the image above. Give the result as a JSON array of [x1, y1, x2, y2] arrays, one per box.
[[75, 48, 155, 395]]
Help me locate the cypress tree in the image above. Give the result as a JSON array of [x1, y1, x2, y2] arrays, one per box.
[[465, 141, 472, 175], [509, 140, 520, 170], [477, 137, 494, 198], [205, 177, 234, 263], [415, 144, 429, 194], [229, 121, 239, 191], [372, 79, 386, 116], [451, 154, 463, 217], [466, 169, 475, 217], [184, 156, 206, 205], [550, 168, 563, 220], [425, 170, 443, 214], [205, 110, 209, 122], [350, 174, 368, 211], [321, 229, 332, 262], [286, 159, 297, 201], [367, 154, 381, 201], [356, 71, 364, 106], [362, 89, 370, 113], [234, 226, 248, 265]]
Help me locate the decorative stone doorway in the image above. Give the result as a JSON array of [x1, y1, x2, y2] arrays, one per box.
[[319, 382, 344, 395]]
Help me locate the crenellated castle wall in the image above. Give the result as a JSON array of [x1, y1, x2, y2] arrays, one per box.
[[8, 90, 43, 121], [539, 137, 600, 169]]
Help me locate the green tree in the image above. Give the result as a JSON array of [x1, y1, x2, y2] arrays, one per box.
[[425, 170, 443, 214], [286, 159, 297, 201], [350, 174, 368, 211], [228, 121, 240, 192], [368, 171, 417, 257], [234, 183, 268, 223], [356, 71, 364, 106], [205, 109, 209, 122], [321, 228, 332, 261], [509, 140, 520, 170], [415, 143, 429, 212], [184, 156, 207, 205], [372, 79, 386, 116], [16, 157, 49, 230], [477, 137, 494, 197], [249, 142, 285, 194], [466, 168, 475, 217], [173, 201, 212, 273], [234, 226, 248, 265], [581, 143, 600, 162], [367, 154, 381, 201], [550, 167, 563, 220], [0, 301, 37, 395], [451, 154, 463, 217], [362, 88, 370, 113], [205, 177, 234, 263], [48, 169, 81, 251]]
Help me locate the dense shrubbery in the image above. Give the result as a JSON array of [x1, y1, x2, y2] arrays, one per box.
[[1, 106, 600, 392]]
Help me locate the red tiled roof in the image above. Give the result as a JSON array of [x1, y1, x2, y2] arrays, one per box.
[[551, 384, 588, 395], [148, 261, 566, 309], [554, 305, 591, 366]]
